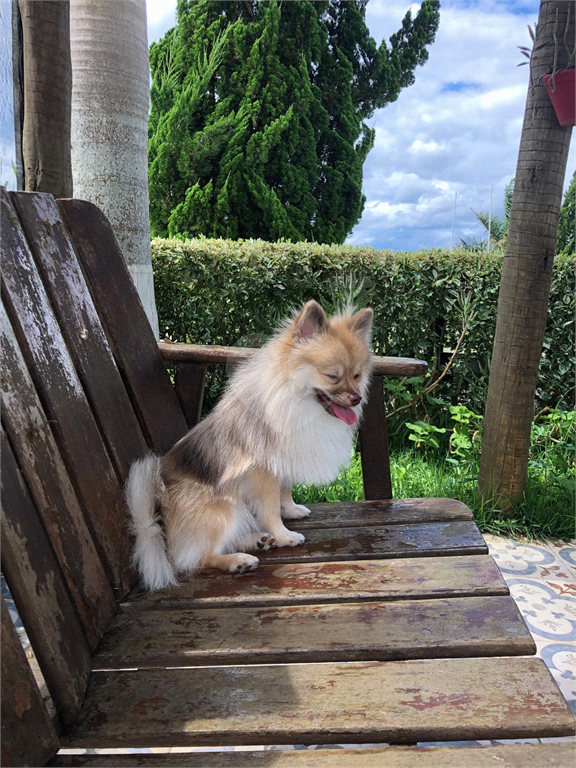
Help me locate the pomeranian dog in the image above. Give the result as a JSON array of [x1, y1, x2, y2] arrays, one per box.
[[126, 300, 373, 590]]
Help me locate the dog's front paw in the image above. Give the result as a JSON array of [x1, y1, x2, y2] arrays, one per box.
[[229, 553, 259, 574], [256, 533, 276, 550], [274, 530, 305, 547], [282, 503, 311, 520]]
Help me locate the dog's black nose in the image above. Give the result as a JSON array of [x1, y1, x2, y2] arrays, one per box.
[[349, 393, 362, 407]]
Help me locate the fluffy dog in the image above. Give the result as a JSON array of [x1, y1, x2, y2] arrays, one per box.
[[126, 300, 373, 590]]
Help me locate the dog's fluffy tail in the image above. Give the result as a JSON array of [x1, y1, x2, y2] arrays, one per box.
[[126, 455, 178, 591]]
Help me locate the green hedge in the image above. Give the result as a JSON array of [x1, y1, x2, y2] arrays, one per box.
[[152, 238, 575, 422]]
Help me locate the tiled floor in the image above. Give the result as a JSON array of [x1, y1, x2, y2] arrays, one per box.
[[4, 536, 576, 756], [485, 536, 576, 724]]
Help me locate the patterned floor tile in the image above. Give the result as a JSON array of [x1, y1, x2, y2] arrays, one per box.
[[485, 536, 576, 724]]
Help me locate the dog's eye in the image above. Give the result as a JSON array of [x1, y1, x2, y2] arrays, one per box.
[[353, 373, 361, 380], [326, 374, 339, 382]]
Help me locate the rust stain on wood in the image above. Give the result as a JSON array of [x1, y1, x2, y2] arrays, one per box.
[[63, 657, 575, 748], [257, 521, 486, 564], [122, 555, 507, 611], [93, 595, 534, 669]]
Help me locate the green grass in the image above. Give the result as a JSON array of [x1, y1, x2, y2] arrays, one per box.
[[293, 448, 575, 542]]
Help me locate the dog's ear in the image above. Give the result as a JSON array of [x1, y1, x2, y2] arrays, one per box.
[[294, 300, 328, 341], [350, 307, 373, 343]]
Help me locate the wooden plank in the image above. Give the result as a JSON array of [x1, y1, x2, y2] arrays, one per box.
[[1, 430, 91, 724], [58, 198, 189, 455], [1, 597, 60, 767], [49, 742, 576, 768], [297, 498, 473, 529], [123, 555, 508, 610], [11, 191, 149, 481], [62, 657, 575, 747], [256, 520, 487, 564], [93, 595, 535, 669], [1, 190, 132, 596], [358, 376, 392, 500], [158, 341, 429, 378], [0, 302, 115, 649], [174, 362, 206, 428]]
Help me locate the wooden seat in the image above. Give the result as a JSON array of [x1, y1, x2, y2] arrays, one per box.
[[1, 189, 573, 767]]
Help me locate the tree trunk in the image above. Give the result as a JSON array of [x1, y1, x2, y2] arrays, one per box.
[[69, 0, 159, 338], [18, 0, 72, 197], [478, 0, 574, 508]]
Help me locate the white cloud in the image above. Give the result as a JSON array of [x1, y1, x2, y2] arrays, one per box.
[[409, 139, 447, 154], [146, 0, 176, 43], [350, 0, 576, 250]]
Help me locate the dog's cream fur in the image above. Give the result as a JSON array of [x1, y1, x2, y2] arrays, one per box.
[[127, 301, 373, 590]]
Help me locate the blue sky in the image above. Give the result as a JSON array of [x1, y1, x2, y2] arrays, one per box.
[[2, 1, 574, 252]]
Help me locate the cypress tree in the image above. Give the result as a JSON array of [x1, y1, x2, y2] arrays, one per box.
[[149, 0, 440, 243]]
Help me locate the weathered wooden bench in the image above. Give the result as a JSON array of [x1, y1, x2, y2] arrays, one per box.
[[1, 188, 574, 767]]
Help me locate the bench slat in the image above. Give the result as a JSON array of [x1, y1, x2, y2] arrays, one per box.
[[297, 498, 473, 529], [12, 191, 148, 483], [63, 657, 575, 747], [1, 598, 60, 767], [58, 198, 189, 455], [123, 555, 507, 610], [49, 742, 576, 768], [1, 431, 91, 724], [256, 520, 486, 564], [93, 595, 534, 669], [0, 303, 114, 649], [2, 191, 132, 597]]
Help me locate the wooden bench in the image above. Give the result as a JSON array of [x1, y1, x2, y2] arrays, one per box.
[[1, 188, 574, 767]]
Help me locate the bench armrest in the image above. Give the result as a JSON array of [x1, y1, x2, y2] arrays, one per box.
[[158, 341, 428, 378], [158, 341, 428, 502]]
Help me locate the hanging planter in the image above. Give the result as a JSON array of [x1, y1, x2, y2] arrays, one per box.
[[541, 68, 576, 127]]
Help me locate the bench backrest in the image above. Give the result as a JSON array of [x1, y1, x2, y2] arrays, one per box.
[[1, 189, 189, 736]]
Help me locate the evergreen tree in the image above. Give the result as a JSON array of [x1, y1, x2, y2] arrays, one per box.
[[149, 0, 440, 243]]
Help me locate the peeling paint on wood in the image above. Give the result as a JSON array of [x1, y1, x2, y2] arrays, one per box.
[[1, 431, 91, 723], [63, 657, 575, 748], [0, 302, 114, 648], [93, 595, 534, 670], [123, 555, 508, 611], [12, 191, 148, 485], [58, 197, 188, 454], [2, 189, 133, 596]]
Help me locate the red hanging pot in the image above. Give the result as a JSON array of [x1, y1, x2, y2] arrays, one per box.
[[541, 68, 576, 127]]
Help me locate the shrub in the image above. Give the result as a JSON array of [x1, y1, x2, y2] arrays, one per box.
[[152, 238, 574, 422]]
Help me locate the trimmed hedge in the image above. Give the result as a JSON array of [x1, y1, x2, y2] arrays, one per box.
[[152, 238, 575, 421]]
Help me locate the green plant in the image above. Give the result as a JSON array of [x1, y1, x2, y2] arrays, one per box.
[[152, 238, 575, 417], [557, 170, 575, 256], [448, 404, 482, 462], [405, 420, 446, 449], [459, 179, 514, 252], [294, 407, 575, 541]]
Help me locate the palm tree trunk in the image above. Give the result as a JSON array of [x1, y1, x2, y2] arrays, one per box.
[[69, 0, 159, 338], [478, 0, 574, 507], [18, 0, 72, 197]]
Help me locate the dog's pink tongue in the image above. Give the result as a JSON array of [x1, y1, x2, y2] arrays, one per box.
[[331, 403, 357, 425]]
